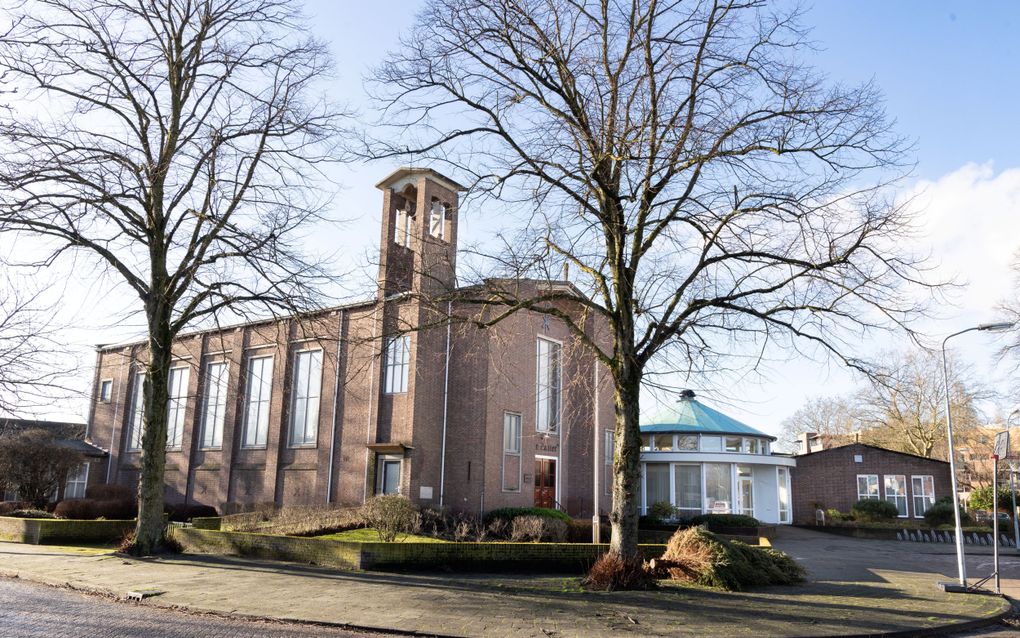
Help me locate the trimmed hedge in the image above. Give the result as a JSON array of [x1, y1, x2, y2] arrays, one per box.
[[851, 499, 899, 522], [689, 514, 760, 531], [483, 507, 572, 525]]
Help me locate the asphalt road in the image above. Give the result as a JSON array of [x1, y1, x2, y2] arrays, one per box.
[[0, 578, 383, 638]]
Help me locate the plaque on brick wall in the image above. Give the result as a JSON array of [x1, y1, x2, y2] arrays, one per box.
[[524, 474, 532, 484], [420, 486, 433, 499]]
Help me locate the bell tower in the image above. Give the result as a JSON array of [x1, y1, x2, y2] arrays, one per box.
[[375, 167, 465, 299]]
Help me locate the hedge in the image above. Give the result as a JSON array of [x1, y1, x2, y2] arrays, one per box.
[[483, 507, 572, 525]]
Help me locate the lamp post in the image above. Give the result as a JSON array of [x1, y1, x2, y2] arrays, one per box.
[[1007, 409, 1020, 553], [942, 322, 1014, 589]]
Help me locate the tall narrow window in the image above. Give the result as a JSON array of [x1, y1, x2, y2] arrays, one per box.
[[99, 379, 113, 402], [777, 467, 791, 523], [857, 474, 879, 500], [429, 200, 446, 240], [242, 355, 274, 448], [289, 350, 323, 447], [166, 366, 190, 450], [535, 338, 561, 432], [911, 475, 935, 518], [394, 209, 415, 247], [674, 464, 702, 516], [200, 362, 229, 449], [704, 463, 732, 513], [64, 463, 89, 499], [884, 474, 908, 517], [645, 463, 670, 512], [127, 372, 146, 451], [604, 430, 614, 496], [502, 412, 522, 491], [384, 335, 411, 394]]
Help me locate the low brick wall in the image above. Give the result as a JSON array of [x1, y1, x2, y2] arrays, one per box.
[[0, 516, 135, 545], [191, 517, 222, 530], [173, 527, 667, 572]]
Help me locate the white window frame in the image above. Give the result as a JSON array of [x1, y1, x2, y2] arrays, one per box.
[[242, 354, 274, 449], [777, 466, 791, 524], [535, 337, 562, 433], [911, 475, 935, 518], [64, 462, 89, 499], [501, 412, 523, 492], [383, 335, 411, 394], [127, 372, 146, 452], [884, 474, 909, 518], [604, 430, 614, 496], [376, 456, 403, 495], [676, 434, 698, 451], [200, 361, 229, 450], [857, 474, 879, 501], [724, 436, 742, 452], [672, 462, 703, 517], [700, 435, 722, 452], [394, 209, 414, 248], [289, 349, 323, 448], [166, 366, 190, 451], [99, 379, 113, 403], [652, 433, 674, 451]]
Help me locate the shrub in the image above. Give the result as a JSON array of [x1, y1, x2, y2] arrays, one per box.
[[5, 509, 55, 519], [483, 507, 572, 525], [565, 518, 611, 543], [0, 429, 84, 508], [96, 499, 138, 520], [165, 503, 218, 522], [509, 515, 568, 542], [363, 495, 420, 542], [646, 501, 676, 525], [825, 508, 850, 522], [689, 513, 760, 531], [654, 526, 803, 591], [0, 501, 27, 515], [582, 551, 657, 591], [851, 499, 899, 522], [923, 501, 955, 527], [85, 484, 134, 501], [54, 499, 100, 520]]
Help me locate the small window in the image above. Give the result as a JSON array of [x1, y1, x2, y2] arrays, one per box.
[[502, 413, 522, 492], [884, 475, 908, 517], [394, 209, 414, 247], [701, 435, 722, 452], [777, 467, 791, 523], [911, 475, 934, 518], [384, 335, 411, 394], [503, 412, 522, 455], [724, 436, 742, 452], [653, 434, 673, 451], [744, 438, 760, 454], [857, 474, 879, 500], [99, 380, 113, 402], [676, 435, 698, 451], [64, 463, 89, 499], [640, 434, 652, 451]]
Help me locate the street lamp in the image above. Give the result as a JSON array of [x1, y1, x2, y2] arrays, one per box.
[[942, 321, 1015, 590]]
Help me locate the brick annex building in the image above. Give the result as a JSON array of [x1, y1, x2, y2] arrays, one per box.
[[84, 169, 615, 517]]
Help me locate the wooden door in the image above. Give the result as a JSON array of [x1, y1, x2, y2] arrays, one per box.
[[534, 458, 556, 509]]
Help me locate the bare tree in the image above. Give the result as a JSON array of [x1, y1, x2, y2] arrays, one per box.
[[0, 275, 79, 416], [777, 394, 861, 454], [0, 0, 343, 553], [857, 349, 986, 460], [368, 0, 932, 564]]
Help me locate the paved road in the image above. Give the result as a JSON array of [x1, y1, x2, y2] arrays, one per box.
[[0, 577, 381, 638]]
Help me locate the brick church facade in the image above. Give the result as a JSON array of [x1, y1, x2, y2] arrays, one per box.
[[84, 168, 615, 517]]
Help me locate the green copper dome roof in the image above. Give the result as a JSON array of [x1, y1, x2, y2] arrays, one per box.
[[641, 391, 775, 440]]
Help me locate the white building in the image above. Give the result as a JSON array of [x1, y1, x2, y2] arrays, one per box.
[[640, 391, 795, 524]]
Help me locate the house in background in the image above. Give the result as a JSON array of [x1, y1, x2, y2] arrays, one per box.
[[791, 438, 952, 524], [638, 391, 795, 525], [84, 168, 616, 517], [0, 417, 108, 502]]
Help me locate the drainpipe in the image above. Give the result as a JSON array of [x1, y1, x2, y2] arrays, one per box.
[[363, 304, 380, 503], [593, 358, 600, 543], [439, 301, 452, 509], [326, 310, 344, 504]]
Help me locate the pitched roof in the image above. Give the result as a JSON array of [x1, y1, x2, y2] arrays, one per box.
[[641, 391, 775, 440]]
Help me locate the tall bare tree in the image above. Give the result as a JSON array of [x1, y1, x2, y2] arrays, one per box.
[[0, 0, 343, 553], [777, 394, 861, 453], [0, 275, 79, 416], [369, 0, 931, 565]]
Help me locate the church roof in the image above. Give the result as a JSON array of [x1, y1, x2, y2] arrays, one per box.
[[641, 391, 775, 440]]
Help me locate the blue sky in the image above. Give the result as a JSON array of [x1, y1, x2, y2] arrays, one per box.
[[16, 1, 1020, 439]]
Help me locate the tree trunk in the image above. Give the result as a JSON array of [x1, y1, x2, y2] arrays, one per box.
[[133, 305, 173, 553], [609, 359, 642, 558]]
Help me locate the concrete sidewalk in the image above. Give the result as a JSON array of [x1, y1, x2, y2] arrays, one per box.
[[1, 539, 1012, 637]]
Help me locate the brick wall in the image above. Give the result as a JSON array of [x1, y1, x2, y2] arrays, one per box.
[[791, 443, 953, 523]]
